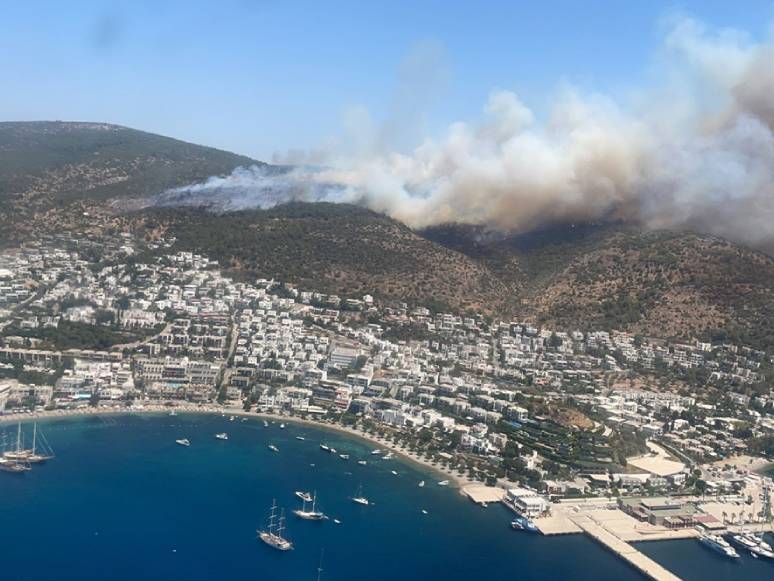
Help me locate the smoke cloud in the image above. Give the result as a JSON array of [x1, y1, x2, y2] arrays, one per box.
[[158, 17, 774, 251]]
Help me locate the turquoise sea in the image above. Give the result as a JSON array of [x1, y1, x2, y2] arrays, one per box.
[[1, 414, 771, 581]]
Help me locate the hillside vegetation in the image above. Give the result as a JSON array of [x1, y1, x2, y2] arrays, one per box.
[[0, 121, 257, 242], [3, 121, 774, 350], [424, 223, 774, 348], [139, 204, 514, 314], [136, 207, 774, 350]]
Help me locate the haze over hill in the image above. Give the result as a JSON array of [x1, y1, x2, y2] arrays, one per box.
[[155, 18, 774, 257], [2, 120, 774, 350]]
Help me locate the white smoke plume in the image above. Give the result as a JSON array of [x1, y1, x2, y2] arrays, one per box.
[[159, 17, 774, 251]]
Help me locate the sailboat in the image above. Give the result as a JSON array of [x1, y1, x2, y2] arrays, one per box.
[[3, 423, 54, 463], [258, 499, 293, 551], [0, 432, 31, 473], [293, 491, 326, 520], [351, 484, 370, 506], [27, 423, 54, 463]]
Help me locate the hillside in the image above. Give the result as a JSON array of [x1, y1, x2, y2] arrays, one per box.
[[423, 224, 774, 348], [132, 205, 774, 350], [0, 121, 259, 242], [2, 121, 774, 350], [138, 204, 514, 314]]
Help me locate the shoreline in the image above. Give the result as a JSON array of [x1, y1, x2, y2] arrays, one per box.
[[0, 405, 480, 490]]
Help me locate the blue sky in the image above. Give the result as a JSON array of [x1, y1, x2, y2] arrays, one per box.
[[1, 0, 773, 160]]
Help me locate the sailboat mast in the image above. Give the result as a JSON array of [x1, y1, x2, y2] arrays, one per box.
[[268, 499, 277, 533], [278, 510, 285, 537], [316, 548, 325, 581]]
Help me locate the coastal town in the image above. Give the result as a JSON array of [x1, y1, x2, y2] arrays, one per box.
[[1, 234, 773, 578]]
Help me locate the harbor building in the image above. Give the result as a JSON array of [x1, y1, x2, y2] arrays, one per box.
[[504, 487, 550, 518], [619, 497, 699, 529]]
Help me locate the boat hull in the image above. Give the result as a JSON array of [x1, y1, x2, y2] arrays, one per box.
[[293, 511, 325, 520], [258, 531, 293, 551]]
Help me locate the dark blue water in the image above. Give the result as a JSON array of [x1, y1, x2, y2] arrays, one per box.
[[637, 537, 774, 580], [0, 414, 769, 581]]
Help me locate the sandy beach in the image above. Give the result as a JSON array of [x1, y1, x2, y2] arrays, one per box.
[[0, 404, 483, 490]]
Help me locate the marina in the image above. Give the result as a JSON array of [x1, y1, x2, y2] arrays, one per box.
[[2, 412, 772, 581], [572, 514, 682, 581]]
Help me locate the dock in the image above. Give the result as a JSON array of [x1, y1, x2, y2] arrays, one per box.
[[570, 515, 682, 581], [461, 485, 505, 505]]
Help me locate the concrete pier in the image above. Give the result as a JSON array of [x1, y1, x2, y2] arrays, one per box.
[[461, 485, 505, 505], [571, 515, 682, 581]]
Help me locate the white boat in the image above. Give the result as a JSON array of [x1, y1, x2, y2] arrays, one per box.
[[746, 533, 773, 553], [421, 509, 428, 515], [215, 433, 229, 441], [371, 449, 382, 455], [438, 480, 450, 486], [333, 518, 342, 525], [0, 455, 30, 473], [293, 492, 326, 521], [4, 423, 54, 463], [383, 452, 394, 460], [391, 470, 398, 476], [229, 416, 235, 422], [257, 500, 293, 551], [268, 444, 279, 452], [319, 444, 330, 452], [351, 484, 370, 506], [357, 460, 367, 466], [728, 533, 758, 551], [339, 454, 349, 460], [176, 439, 190, 447], [329, 448, 337, 454], [280, 423, 286, 429], [296, 436, 306, 441], [418, 481, 425, 487], [733, 533, 774, 561], [295, 491, 313, 503], [510, 516, 539, 532], [168, 410, 177, 417], [698, 533, 739, 559], [263, 421, 269, 427]]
